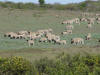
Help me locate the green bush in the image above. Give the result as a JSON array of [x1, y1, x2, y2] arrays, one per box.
[[35, 53, 100, 75], [0, 56, 38, 75], [0, 1, 100, 11], [1, 53, 100, 75]]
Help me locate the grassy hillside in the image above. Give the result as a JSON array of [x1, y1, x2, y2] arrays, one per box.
[[0, 8, 100, 63], [0, 8, 100, 50]]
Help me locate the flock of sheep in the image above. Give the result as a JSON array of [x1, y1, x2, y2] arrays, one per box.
[[61, 13, 100, 45], [4, 29, 66, 46], [4, 13, 100, 46]]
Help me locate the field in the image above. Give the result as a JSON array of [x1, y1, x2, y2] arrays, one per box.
[[0, 8, 100, 62]]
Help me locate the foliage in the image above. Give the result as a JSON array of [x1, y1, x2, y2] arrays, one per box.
[[39, 0, 45, 6], [0, 53, 100, 75], [35, 53, 100, 75], [0, 1, 100, 11], [0, 56, 38, 75]]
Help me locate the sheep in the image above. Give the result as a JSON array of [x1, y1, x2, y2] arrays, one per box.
[[87, 23, 92, 28], [54, 40, 66, 45], [87, 18, 95, 24], [61, 31, 68, 35], [75, 21, 80, 24], [71, 38, 84, 45], [85, 33, 91, 40], [39, 38, 47, 42], [74, 18, 80, 24], [55, 15, 59, 18], [17, 31, 29, 35], [61, 30, 72, 35], [80, 18, 87, 22], [45, 33, 52, 42], [9, 33, 18, 39], [51, 35, 60, 42], [66, 30, 72, 34], [96, 17, 100, 21], [96, 14, 100, 17], [4, 32, 15, 37], [37, 29, 53, 35], [54, 35, 60, 41], [45, 33, 60, 43], [29, 32, 40, 40], [27, 40, 34, 46], [59, 40, 67, 45], [48, 28, 53, 33], [62, 20, 74, 25]]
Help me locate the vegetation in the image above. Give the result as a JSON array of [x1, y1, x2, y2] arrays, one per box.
[[0, 0, 100, 75], [39, 0, 45, 6], [0, 1, 100, 11], [0, 53, 100, 75], [0, 56, 38, 75], [0, 8, 100, 50]]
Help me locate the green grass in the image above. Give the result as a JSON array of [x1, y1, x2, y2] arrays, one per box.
[[0, 47, 100, 62]]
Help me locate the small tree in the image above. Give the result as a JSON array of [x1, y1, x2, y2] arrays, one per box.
[[39, 0, 45, 5]]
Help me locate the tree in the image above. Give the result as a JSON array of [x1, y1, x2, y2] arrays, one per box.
[[39, 0, 45, 5]]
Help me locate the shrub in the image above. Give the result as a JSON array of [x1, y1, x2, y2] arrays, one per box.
[[1, 53, 100, 75], [0, 56, 34, 75], [35, 53, 100, 75]]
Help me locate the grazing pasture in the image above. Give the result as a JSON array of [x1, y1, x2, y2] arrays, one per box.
[[0, 8, 100, 50], [0, 8, 100, 62]]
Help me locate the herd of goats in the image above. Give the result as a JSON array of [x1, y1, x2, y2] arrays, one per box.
[[3, 13, 100, 46]]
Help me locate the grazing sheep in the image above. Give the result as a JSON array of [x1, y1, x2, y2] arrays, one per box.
[[87, 23, 92, 28], [86, 33, 91, 40], [9, 33, 18, 39], [27, 40, 34, 46], [36, 29, 53, 35], [88, 20, 94, 25], [48, 28, 53, 33], [75, 21, 80, 24], [61, 30, 72, 35], [66, 30, 72, 34], [54, 35, 60, 41], [46, 33, 60, 43], [96, 14, 100, 17], [4, 32, 15, 37], [61, 31, 68, 35], [97, 17, 100, 21], [39, 38, 47, 42], [62, 20, 74, 25], [71, 38, 84, 45], [55, 15, 59, 18], [54, 40, 66, 45], [87, 18, 95, 24], [74, 18, 80, 24], [59, 40, 67, 45], [17, 31, 29, 35], [51, 35, 60, 42], [80, 18, 87, 22]]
